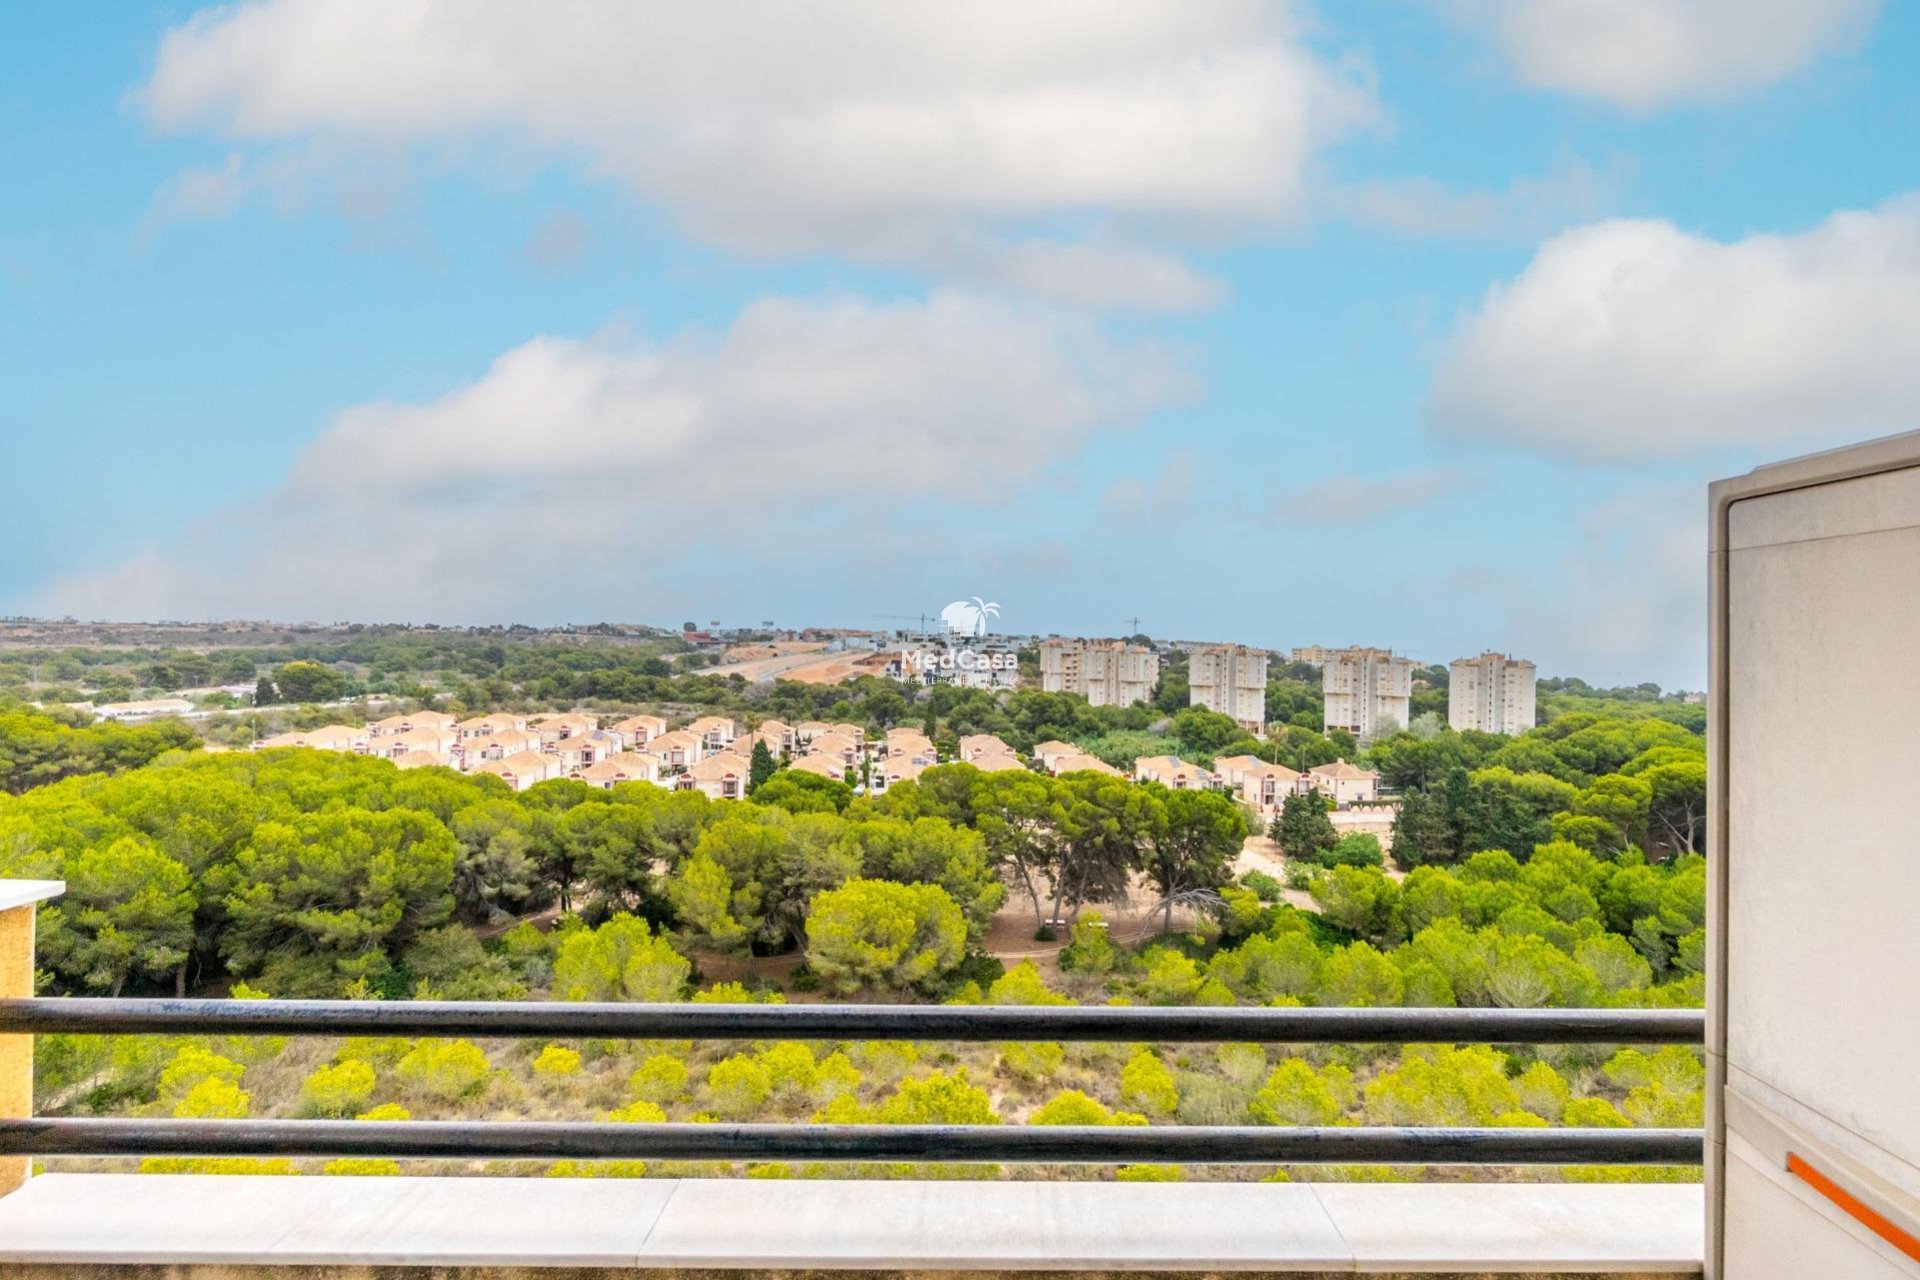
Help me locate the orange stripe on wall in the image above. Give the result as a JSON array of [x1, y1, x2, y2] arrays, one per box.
[[1787, 1152, 1920, 1266]]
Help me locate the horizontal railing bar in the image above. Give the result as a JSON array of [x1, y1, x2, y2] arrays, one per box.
[[0, 1119, 1704, 1165], [0, 999, 1704, 1044]]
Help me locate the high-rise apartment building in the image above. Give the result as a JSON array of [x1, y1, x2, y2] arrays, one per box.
[[1321, 646, 1414, 740], [1447, 651, 1537, 736], [1038, 638, 1159, 708], [1189, 644, 1269, 731]]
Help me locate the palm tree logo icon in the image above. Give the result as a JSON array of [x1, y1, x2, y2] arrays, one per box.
[[940, 597, 1001, 637]]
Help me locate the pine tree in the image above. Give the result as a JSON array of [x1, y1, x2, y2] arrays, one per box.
[[1273, 789, 1338, 863], [1389, 786, 1452, 867], [747, 740, 778, 794]]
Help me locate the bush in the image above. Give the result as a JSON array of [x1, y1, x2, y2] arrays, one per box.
[[157, 1046, 244, 1105], [1139, 949, 1203, 1005], [1174, 1073, 1250, 1126], [395, 1039, 491, 1101], [705, 1054, 773, 1119], [532, 1045, 582, 1077], [402, 925, 527, 1000], [173, 1076, 249, 1119], [300, 1059, 377, 1116], [1029, 1090, 1145, 1126], [629, 1054, 689, 1105], [1058, 912, 1117, 976], [1325, 833, 1384, 869], [804, 879, 966, 996], [998, 1041, 1065, 1082], [1241, 870, 1284, 903], [1119, 1049, 1178, 1117], [1249, 1059, 1352, 1126], [552, 915, 690, 1002]]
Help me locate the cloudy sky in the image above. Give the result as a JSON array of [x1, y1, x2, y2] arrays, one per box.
[[4, 1, 1917, 688]]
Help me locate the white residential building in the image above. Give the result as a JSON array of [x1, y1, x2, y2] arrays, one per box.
[[1448, 651, 1538, 737], [1321, 646, 1414, 741], [1213, 755, 1305, 816], [883, 727, 936, 761], [686, 716, 738, 753], [1188, 644, 1269, 732], [1031, 740, 1080, 772], [1038, 638, 1158, 708], [473, 750, 559, 792], [679, 752, 749, 800], [1307, 758, 1382, 806], [958, 733, 1012, 762], [1132, 755, 1216, 790]]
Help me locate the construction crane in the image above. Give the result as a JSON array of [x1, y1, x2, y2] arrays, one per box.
[[874, 612, 934, 636], [1124, 616, 1143, 636]]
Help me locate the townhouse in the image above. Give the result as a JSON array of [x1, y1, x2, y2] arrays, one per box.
[[461, 728, 544, 766], [610, 714, 668, 749], [575, 751, 665, 789], [1213, 754, 1305, 816], [744, 719, 797, 757], [531, 712, 600, 744], [456, 712, 528, 741], [472, 749, 560, 791], [802, 731, 863, 769], [376, 726, 459, 763], [785, 754, 849, 782], [254, 724, 370, 753], [1030, 740, 1080, 772], [957, 733, 1013, 762], [883, 727, 936, 761], [686, 716, 739, 753], [1044, 751, 1123, 777], [369, 710, 459, 738], [869, 756, 926, 793], [797, 721, 865, 751], [679, 752, 750, 800], [647, 730, 705, 770], [1132, 755, 1217, 790], [1307, 758, 1382, 805]]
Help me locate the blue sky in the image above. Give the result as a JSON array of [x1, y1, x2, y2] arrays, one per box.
[[4, 1, 1917, 688]]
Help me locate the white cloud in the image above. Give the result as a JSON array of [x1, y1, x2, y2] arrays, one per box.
[[1274, 468, 1476, 524], [1429, 197, 1920, 461], [1447, 0, 1880, 110], [36, 292, 1188, 621], [136, 0, 1377, 303]]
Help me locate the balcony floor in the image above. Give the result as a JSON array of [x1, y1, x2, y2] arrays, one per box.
[[0, 1173, 1701, 1273]]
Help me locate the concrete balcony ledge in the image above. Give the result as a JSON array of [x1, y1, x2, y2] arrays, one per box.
[[0, 1174, 1703, 1274]]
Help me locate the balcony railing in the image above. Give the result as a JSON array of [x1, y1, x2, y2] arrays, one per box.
[[0, 1000, 1703, 1169]]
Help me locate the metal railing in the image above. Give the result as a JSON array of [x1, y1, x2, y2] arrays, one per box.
[[0, 1000, 1705, 1168]]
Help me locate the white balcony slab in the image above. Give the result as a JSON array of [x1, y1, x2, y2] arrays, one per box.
[[0, 880, 62, 912], [637, 1178, 1350, 1270], [0, 1173, 676, 1267], [1313, 1181, 1705, 1274], [0, 1172, 1706, 1273]]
